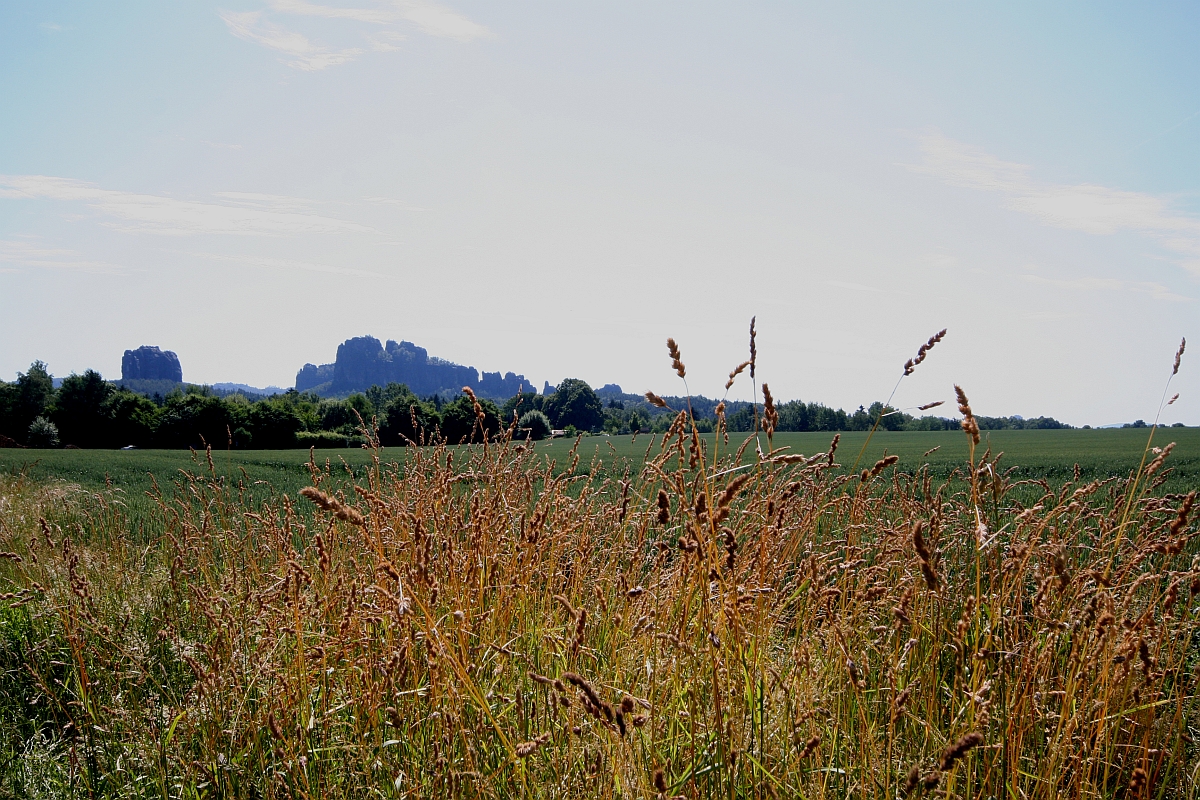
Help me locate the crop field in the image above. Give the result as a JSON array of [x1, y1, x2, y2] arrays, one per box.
[[3, 426, 1197, 511], [1, 404, 1199, 798]]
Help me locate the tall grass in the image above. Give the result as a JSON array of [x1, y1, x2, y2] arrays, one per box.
[[0, 335, 1197, 799]]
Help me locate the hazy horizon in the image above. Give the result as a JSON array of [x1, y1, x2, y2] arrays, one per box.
[[2, 2, 1198, 427]]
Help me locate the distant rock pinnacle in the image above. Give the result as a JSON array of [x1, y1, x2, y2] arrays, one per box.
[[122, 346, 183, 383]]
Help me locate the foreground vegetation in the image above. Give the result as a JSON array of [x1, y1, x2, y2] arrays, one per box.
[[0, 333, 1197, 798]]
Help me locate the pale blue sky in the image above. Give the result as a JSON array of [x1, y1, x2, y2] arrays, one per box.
[[1, 1, 1197, 425]]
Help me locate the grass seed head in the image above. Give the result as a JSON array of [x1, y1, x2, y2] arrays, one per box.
[[954, 385, 980, 446], [667, 338, 686, 379], [939, 732, 984, 771]]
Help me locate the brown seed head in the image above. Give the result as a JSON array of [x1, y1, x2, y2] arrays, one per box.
[[645, 391, 669, 409], [1146, 442, 1176, 476], [867, 454, 900, 479], [1130, 767, 1148, 792], [904, 328, 947, 375], [954, 385, 980, 446], [1169, 491, 1195, 537], [749, 316, 757, 378], [667, 338, 686, 379], [299, 486, 365, 526], [726, 361, 751, 391], [762, 383, 778, 436], [939, 732, 984, 771], [515, 732, 551, 758], [799, 734, 821, 759], [268, 711, 284, 740], [913, 520, 939, 591], [1174, 338, 1186, 376]]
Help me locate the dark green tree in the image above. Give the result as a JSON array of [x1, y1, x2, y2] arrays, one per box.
[[157, 394, 247, 449], [501, 392, 545, 427], [378, 386, 441, 446], [9, 362, 55, 444], [0, 382, 19, 443], [247, 400, 303, 449], [51, 370, 114, 448], [103, 389, 160, 447], [319, 394, 375, 434], [439, 396, 500, 444], [544, 379, 604, 432]]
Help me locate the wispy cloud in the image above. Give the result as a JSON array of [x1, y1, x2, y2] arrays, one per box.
[[825, 279, 884, 294], [222, 1, 489, 70], [0, 175, 376, 236], [198, 252, 392, 279], [393, 0, 490, 41], [0, 239, 127, 274], [268, 0, 396, 25], [1020, 273, 1192, 302], [913, 131, 1200, 276], [220, 10, 363, 71]]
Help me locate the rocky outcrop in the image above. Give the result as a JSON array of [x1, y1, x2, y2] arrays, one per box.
[[296, 336, 536, 400], [122, 346, 182, 383], [295, 363, 335, 393]]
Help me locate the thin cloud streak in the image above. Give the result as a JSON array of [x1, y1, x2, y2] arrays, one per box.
[[913, 131, 1200, 276], [220, 10, 363, 70], [196, 252, 393, 279], [392, 0, 491, 41], [221, 1, 489, 71], [0, 239, 128, 274], [267, 0, 397, 25], [0, 175, 376, 236], [1020, 273, 1192, 302]]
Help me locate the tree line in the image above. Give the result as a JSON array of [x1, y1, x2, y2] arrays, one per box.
[[0, 361, 1073, 450]]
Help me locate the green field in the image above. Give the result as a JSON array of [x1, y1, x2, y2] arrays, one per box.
[[3, 426, 1197, 518]]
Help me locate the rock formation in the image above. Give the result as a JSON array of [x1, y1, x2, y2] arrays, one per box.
[[296, 336, 536, 400], [122, 346, 183, 383]]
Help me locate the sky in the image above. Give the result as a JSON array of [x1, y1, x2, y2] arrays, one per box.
[[1, 1, 1198, 426]]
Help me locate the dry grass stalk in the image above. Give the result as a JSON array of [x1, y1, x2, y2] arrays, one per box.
[[912, 520, 939, 591], [298, 485, 365, 526], [955, 384, 980, 446], [939, 732, 984, 770], [725, 361, 750, 391], [516, 733, 552, 757], [667, 338, 686, 379], [904, 328, 947, 375]]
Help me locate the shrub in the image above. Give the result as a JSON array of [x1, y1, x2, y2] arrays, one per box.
[[25, 417, 59, 448], [296, 430, 364, 448], [517, 410, 552, 440]]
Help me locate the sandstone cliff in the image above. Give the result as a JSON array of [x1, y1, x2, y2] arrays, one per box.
[[122, 346, 183, 383], [295, 336, 534, 400]]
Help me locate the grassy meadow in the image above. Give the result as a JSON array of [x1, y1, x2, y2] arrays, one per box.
[[1, 409, 1199, 797], [4, 425, 1198, 509]]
